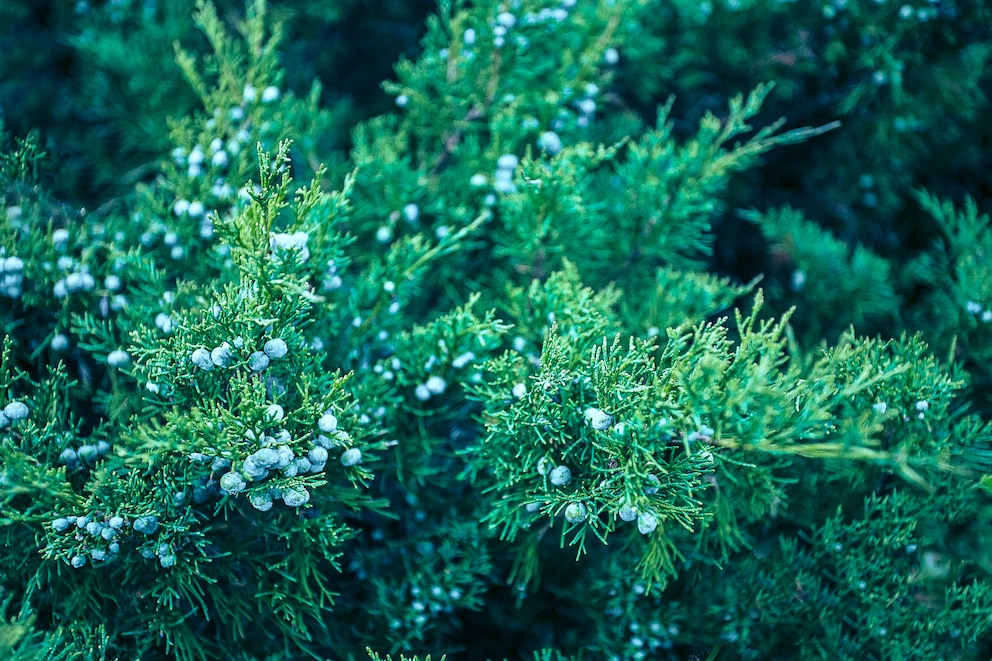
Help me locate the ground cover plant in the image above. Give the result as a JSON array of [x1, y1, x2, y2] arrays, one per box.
[[2, 0, 992, 659]]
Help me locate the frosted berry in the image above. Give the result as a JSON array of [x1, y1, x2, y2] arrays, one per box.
[[211, 343, 234, 368], [584, 407, 613, 431], [78, 444, 98, 463], [644, 474, 661, 494], [425, 375, 447, 395], [3, 401, 29, 421], [252, 448, 279, 468], [211, 457, 232, 472], [263, 338, 288, 359], [133, 515, 159, 535], [340, 448, 362, 467], [265, 404, 285, 422], [318, 413, 338, 433], [564, 502, 588, 523], [248, 351, 270, 372], [249, 491, 273, 511], [637, 511, 658, 535], [107, 350, 131, 368], [308, 447, 328, 464], [52, 518, 70, 532], [70, 555, 87, 568], [549, 465, 572, 487], [241, 457, 267, 480], [191, 348, 213, 371], [91, 549, 107, 562], [159, 554, 176, 568], [219, 471, 247, 495], [283, 488, 310, 507], [275, 445, 295, 469], [538, 131, 563, 155], [108, 516, 124, 529], [618, 503, 638, 522]]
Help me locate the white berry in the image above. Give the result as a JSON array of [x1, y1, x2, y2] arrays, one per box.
[[107, 350, 131, 368]]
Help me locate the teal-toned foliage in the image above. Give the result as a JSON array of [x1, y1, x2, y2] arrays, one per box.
[[2, 0, 992, 659]]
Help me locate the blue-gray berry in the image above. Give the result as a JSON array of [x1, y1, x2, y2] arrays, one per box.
[[549, 465, 571, 487], [263, 338, 288, 359], [637, 511, 658, 535], [3, 401, 29, 421], [618, 503, 638, 522], [283, 488, 310, 507], [644, 474, 660, 495], [133, 515, 159, 534], [70, 555, 87, 568], [241, 456, 267, 480], [308, 446, 328, 464], [248, 351, 270, 372], [564, 502, 588, 523], [101, 526, 116, 540], [318, 413, 337, 433], [210, 457, 232, 472], [191, 348, 213, 370], [219, 471, 247, 495], [340, 447, 362, 467], [59, 448, 79, 468], [51, 518, 70, 532], [274, 445, 295, 469], [249, 491, 273, 511], [264, 403, 284, 422], [584, 407, 613, 431], [252, 447, 279, 468], [91, 549, 107, 561], [107, 349, 131, 368], [78, 444, 98, 464], [159, 554, 176, 568], [210, 343, 234, 367]]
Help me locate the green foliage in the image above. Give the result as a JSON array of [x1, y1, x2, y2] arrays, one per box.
[[741, 206, 898, 342], [2, 0, 992, 660]]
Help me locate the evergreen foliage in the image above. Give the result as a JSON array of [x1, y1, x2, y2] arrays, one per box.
[[2, 0, 992, 659]]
